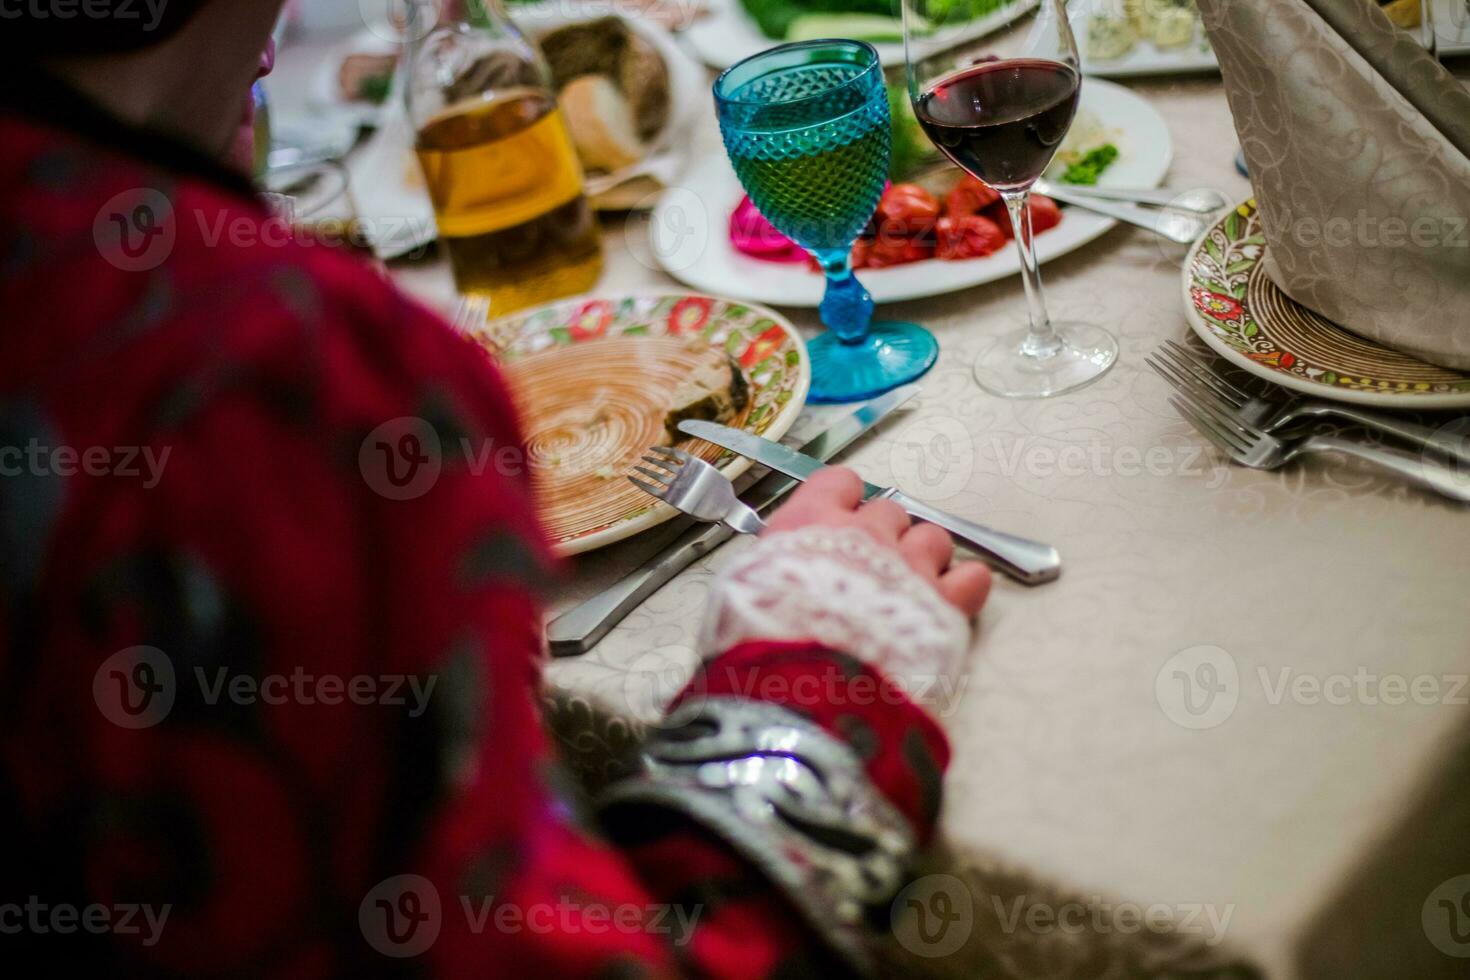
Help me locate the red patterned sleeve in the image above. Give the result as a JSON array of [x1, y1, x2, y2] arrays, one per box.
[[355, 290, 951, 977], [8, 198, 945, 976]]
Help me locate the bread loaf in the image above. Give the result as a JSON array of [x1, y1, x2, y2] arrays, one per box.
[[559, 74, 645, 173]]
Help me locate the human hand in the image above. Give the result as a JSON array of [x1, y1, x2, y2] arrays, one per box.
[[764, 467, 991, 618]]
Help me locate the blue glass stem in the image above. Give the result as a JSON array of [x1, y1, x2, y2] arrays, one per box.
[[815, 249, 873, 345]]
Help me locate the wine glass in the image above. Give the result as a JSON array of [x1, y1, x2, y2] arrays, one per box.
[[901, 0, 1116, 398], [713, 40, 938, 404]]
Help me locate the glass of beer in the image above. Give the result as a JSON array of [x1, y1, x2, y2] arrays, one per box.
[[406, 0, 602, 316]]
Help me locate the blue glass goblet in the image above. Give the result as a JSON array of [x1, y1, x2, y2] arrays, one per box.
[[714, 39, 938, 403]]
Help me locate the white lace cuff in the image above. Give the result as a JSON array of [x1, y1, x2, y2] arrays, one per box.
[[697, 526, 971, 687]]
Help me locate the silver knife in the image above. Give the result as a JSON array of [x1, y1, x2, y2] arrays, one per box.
[[679, 420, 1062, 585], [545, 384, 922, 656]]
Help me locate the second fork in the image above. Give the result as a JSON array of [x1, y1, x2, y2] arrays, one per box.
[[1168, 388, 1470, 503], [1149, 340, 1470, 468]]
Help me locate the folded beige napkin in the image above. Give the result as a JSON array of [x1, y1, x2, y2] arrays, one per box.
[[1196, 0, 1470, 370]]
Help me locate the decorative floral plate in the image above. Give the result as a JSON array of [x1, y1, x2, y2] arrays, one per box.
[[1182, 198, 1470, 409], [466, 293, 810, 555]]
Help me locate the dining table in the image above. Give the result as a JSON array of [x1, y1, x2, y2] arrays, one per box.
[[271, 27, 1470, 978]]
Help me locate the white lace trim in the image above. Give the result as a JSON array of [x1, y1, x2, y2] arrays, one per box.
[[697, 526, 971, 689]]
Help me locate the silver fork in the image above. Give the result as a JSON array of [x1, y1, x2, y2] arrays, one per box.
[[1031, 179, 1209, 244], [1168, 387, 1470, 503], [1033, 181, 1229, 214], [1149, 340, 1470, 468], [629, 447, 767, 535]]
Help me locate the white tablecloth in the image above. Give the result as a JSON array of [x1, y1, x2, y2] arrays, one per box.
[[272, 32, 1470, 978]]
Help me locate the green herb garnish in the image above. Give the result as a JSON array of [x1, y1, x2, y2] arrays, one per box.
[[358, 73, 393, 106], [1061, 143, 1119, 185]]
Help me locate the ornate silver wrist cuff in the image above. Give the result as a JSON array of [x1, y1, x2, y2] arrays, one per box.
[[596, 696, 917, 975]]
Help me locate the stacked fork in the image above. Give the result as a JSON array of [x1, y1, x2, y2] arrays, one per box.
[[1148, 341, 1470, 502]]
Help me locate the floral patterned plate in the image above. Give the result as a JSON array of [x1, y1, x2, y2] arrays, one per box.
[[1183, 198, 1470, 409], [465, 293, 810, 555]]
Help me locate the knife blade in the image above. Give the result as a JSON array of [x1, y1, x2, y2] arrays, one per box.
[[545, 384, 921, 656], [679, 420, 1062, 585]]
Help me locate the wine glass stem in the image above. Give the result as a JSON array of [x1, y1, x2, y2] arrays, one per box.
[[816, 248, 874, 346], [1003, 190, 1063, 359]]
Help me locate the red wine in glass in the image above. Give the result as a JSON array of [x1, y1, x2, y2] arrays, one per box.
[[902, 0, 1115, 398], [913, 59, 1080, 192]]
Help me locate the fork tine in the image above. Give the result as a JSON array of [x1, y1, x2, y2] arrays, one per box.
[[633, 465, 673, 484], [1146, 353, 1227, 407], [1156, 343, 1245, 408], [1161, 340, 1249, 406], [1176, 385, 1262, 444], [1170, 396, 1248, 458], [649, 443, 687, 467], [627, 475, 668, 498], [1171, 392, 1250, 453], [640, 454, 676, 469]]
